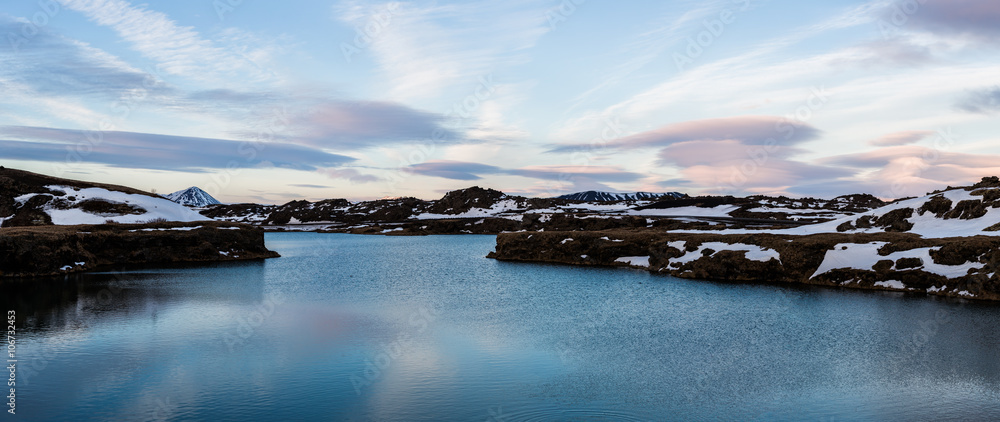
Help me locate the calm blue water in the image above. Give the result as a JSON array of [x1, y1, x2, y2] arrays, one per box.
[[5, 232, 1000, 421]]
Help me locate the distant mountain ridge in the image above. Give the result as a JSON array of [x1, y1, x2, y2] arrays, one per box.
[[558, 191, 686, 202], [166, 187, 221, 207]]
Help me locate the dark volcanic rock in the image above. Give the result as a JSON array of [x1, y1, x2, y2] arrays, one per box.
[[0, 221, 279, 277], [426, 186, 507, 214], [944, 200, 987, 220], [972, 176, 1000, 189], [919, 195, 953, 217], [895, 257, 923, 269], [488, 229, 1000, 301], [873, 207, 914, 232]]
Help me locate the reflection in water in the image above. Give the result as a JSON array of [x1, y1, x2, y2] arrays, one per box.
[[7, 233, 1000, 421], [2, 260, 268, 335]]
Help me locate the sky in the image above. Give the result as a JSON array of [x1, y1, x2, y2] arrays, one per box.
[[1, 0, 999, 204]]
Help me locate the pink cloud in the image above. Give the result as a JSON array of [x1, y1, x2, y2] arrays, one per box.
[[318, 168, 380, 183], [819, 145, 1000, 198], [867, 130, 935, 146], [548, 116, 821, 153]]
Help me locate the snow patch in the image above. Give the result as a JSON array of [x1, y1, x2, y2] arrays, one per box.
[[874, 280, 907, 290], [811, 242, 986, 279], [615, 256, 650, 268], [130, 226, 203, 232], [669, 242, 781, 266]]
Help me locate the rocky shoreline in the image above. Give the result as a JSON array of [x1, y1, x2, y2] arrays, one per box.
[[0, 221, 279, 278], [487, 229, 1000, 301]]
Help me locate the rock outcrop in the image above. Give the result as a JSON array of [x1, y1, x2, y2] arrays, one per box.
[[488, 229, 1000, 301], [0, 221, 279, 277]]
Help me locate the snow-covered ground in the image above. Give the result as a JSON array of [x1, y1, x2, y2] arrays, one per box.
[[660, 242, 781, 267], [412, 199, 525, 219], [672, 187, 1000, 238], [17, 185, 208, 225], [621, 205, 741, 217], [810, 242, 985, 280]]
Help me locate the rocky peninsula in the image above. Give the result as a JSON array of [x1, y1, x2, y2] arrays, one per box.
[[489, 177, 1000, 302]]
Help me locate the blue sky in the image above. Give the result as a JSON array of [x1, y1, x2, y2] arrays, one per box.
[[2, 0, 999, 203]]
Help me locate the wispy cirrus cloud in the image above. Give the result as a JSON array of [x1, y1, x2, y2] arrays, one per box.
[[61, 0, 274, 85], [335, 0, 550, 101], [0, 126, 355, 172], [0, 15, 171, 100]]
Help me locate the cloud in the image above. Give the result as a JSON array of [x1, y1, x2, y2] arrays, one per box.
[[0, 15, 172, 100], [653, 139, 851, 195], [892, 0, 1000, 41], [816, 145, 1000, 198], [656, 139, 805, 167], [290, 184, 333, 189], [548, 116, 821, 153], [60, 0, 273, 84], [317, 168, 380, 184], [334, 0, 550, 101], [403, 160, 643, 184], [956, 86, 1000, 114], [186, 89, 279, 104], [868, 130, 935, 146], [404, 160, 502, 180], [820, 145, 1000, 169], [507, 165, 644, 183], [279, 101, 460, 150], [847, 38, 936, 67], [0, 126, 355, 172]]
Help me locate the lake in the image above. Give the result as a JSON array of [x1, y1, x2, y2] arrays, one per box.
[[4, 232, 1000, 421]]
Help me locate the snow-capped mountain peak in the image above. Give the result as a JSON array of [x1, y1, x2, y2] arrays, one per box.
[[166, 187, 221, 207]]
